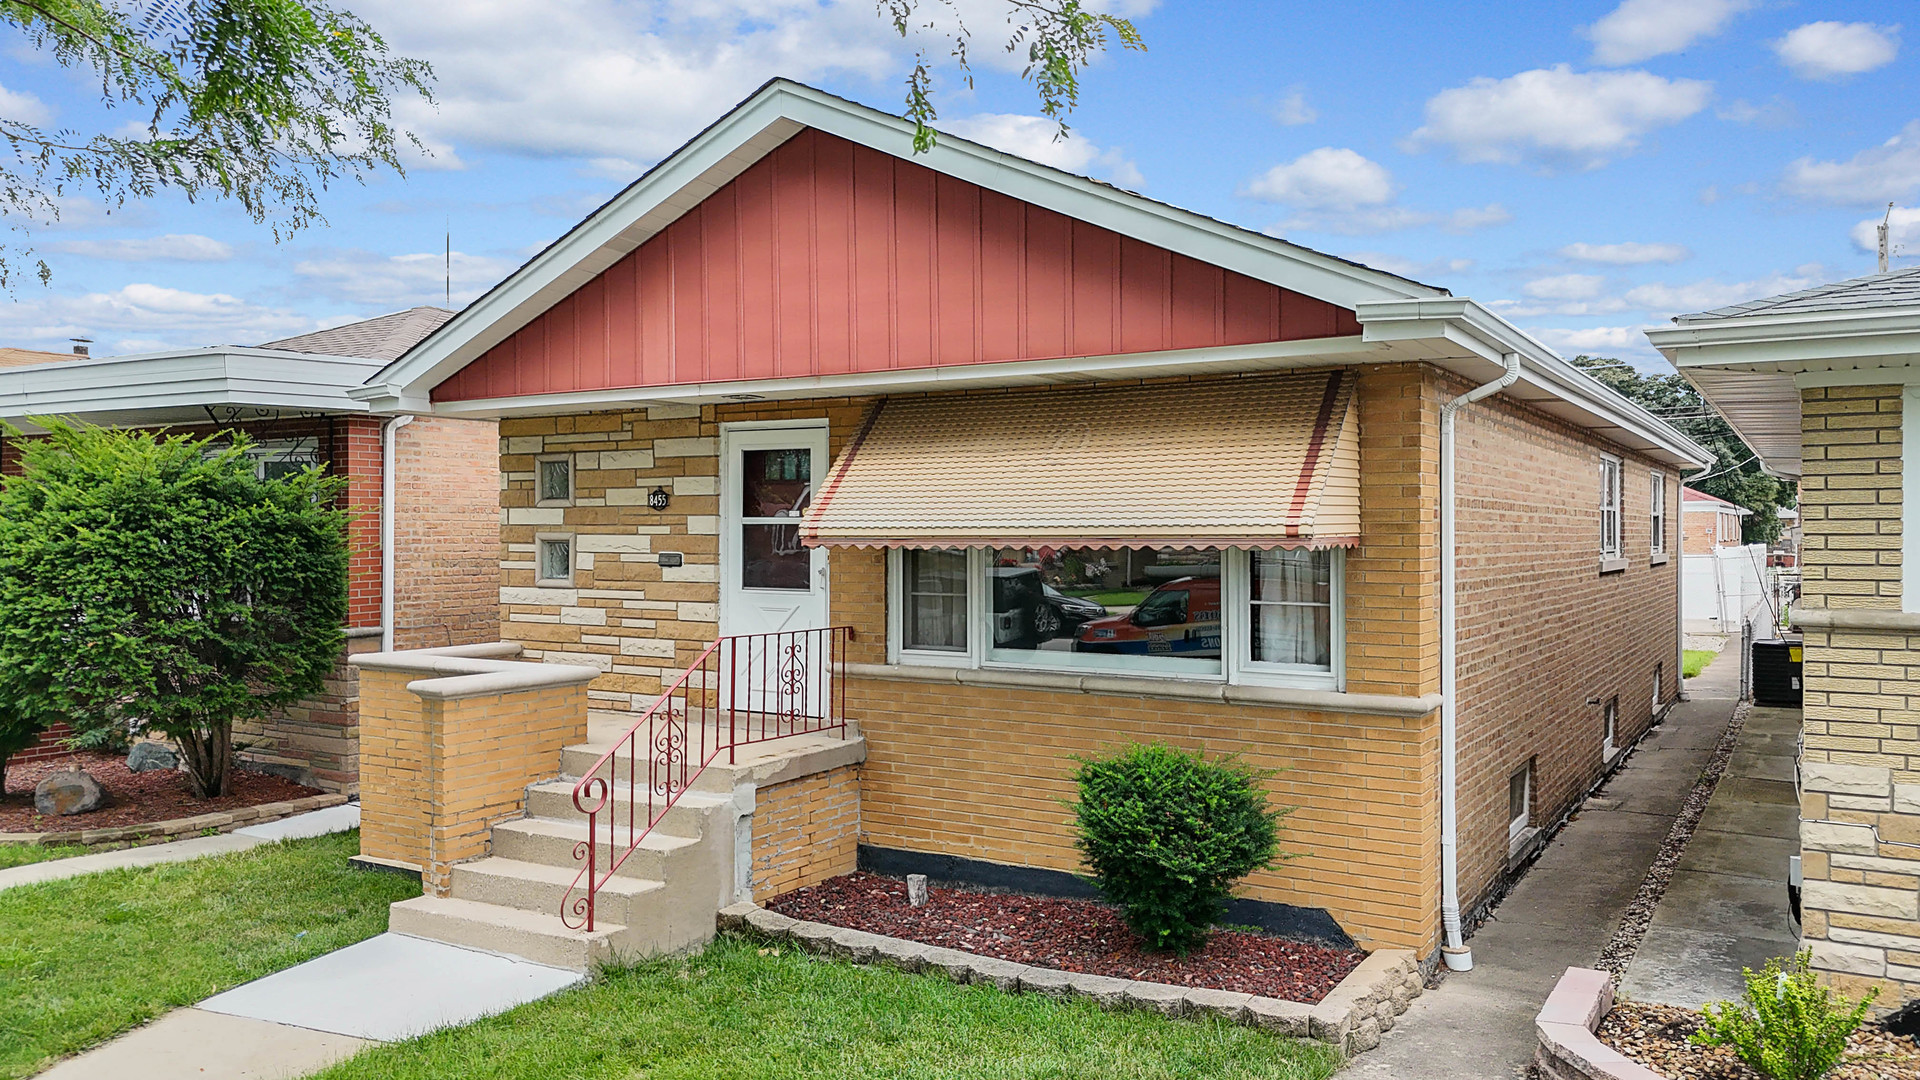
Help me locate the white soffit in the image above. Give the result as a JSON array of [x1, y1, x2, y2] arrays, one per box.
[[0, 348, 382, 429]]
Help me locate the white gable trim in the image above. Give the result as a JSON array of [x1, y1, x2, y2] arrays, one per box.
[[355, 80, 1441, 410]]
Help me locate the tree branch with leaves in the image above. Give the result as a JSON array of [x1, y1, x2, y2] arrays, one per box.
[[879, 0, 1145, 154], [0, 0, 432, 288]]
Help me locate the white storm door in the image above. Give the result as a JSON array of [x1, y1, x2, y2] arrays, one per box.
[[719, 423, 830, 716]]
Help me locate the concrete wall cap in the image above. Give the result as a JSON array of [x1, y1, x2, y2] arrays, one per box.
[[1796, 606, 1920, 632], [844, 662, 1442, 718], [1534, 967, 1666, 1080], [353, 642, 596, 700]]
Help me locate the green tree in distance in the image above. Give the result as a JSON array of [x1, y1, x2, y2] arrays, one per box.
[[1572, 355, 1795, 546]]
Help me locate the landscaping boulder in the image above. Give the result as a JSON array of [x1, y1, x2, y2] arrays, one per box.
[[126, 741, 178, 773], [35, 768, 105, 816]]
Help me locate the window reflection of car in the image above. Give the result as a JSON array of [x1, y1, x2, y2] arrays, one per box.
[[991, 569, 1111, 646], [1073, 577, 1222, 658]]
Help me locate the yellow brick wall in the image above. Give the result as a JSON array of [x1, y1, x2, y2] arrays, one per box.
[[850, 677, 1439, 951], [750, 764, 861, 900], [356, 665, 588, 893], [1801, 386, 1903, 610]]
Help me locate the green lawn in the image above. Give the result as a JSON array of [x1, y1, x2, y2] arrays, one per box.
[[0, 843, 89, 870], [0, 829, 415, 1078], [312, 936, 1344, 1080], [1683, 649, 1718, 678]]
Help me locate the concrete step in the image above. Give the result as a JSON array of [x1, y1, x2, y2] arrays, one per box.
[[389, 895, 622, 971], [489, 817, 701, 880], [523, 781, 730, 838], [560, 731, 864, 794], [450, 856, 666, 925]]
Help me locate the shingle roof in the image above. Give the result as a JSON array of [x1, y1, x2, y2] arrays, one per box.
[[262, 307, 455, 361], [0, 346, 80, 368], [1675, 266, 1920, 322]]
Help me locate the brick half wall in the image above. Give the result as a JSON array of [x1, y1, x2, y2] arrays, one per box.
[[750, 764, 860, 900]]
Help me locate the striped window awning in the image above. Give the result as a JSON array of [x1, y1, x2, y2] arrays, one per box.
[[800, 369, 1361, 550]]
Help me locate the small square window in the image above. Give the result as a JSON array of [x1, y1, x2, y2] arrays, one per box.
[[536, 455, 573, 506], [536, 534, 574, 586], [1509, 763, 1531, 841]]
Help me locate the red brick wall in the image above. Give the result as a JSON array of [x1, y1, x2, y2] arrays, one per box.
[[330, 416, 386, 630], [391, 417, 501, 649], [1453, 388, 1680, 915]]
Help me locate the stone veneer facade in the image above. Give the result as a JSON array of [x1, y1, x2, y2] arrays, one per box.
[[1793, 385, 1920, 1008], [495, 362, 1680, 957]]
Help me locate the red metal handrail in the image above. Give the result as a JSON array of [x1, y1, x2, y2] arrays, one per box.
[[560, 626, 851, 932]]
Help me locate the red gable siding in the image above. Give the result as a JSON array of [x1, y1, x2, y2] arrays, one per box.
[[435, 129, 1360, 402]]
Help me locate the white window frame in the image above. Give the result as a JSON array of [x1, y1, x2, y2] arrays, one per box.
[[1649, 470, 1668, 563], [1652, 663, 1663, 712], [534, 532, 575, 588], [1602, 695, 1620, 761], [1508, 762, 1531, 843], [884, 546, 1346, 691], [1599, 454, 1624, 570], [535, 453, 574, 508]]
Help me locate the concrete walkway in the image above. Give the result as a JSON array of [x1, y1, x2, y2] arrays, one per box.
[[1347, 651, 1741, 1078], [1621, 700, 1800, 1006], [0, 803, 361, 892]]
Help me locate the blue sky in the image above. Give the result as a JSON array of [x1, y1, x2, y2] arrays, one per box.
[[1, 0, 1915, 368]]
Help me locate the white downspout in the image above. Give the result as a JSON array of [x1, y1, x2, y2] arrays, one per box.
[[380, 414, 415, 653], [1438, 350, 1521, 973]]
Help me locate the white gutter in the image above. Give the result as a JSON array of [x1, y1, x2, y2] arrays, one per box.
[[1437, 350, 1522, 972], [380, 414, 416, 652]]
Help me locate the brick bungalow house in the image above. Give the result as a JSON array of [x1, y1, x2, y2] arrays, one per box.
[[349, 80, 1708, 969], [1651, 266, 1920, 1008], [0, 308, 500, 792], [1684, 486, 1750, 553]]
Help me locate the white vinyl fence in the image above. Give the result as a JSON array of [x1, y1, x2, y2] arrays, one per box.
[[1683, 543, 1773, 632]]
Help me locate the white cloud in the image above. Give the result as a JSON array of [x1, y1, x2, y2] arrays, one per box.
[[1406, 65, 1712, 170], [1561, 241, 1690, 264], [0, 283, 315, 353], [1584, 0, 1752, 65], [1243, 148, 1505, 235], [291, 248, 516, 307], [940, 113, 1144, 188], [353, 0, 903, 165], [0, 79, 51, 126], [1623, 268, 1824, 316], [1717, 97, 1798, 128], [1268, 90, 1316, 126], [1525, 273, 1608, 301], [1775, 22, 1900, 80], [1528, 324, 1667, 364], [1340, 252, 1474, 281], [50, 234, 235, 262], [1850, 206, 1920, 260], [1782, 120, 1920, 205], [1243, 148, 1395, 211]]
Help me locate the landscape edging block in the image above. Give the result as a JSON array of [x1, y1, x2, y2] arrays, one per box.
[[0, 792, 349, 850], [719, 903, 1421, 1055]]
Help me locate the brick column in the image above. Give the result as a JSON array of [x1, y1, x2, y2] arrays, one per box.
[[352, 644, 596, 893], [1795, 384, 1920, 1009], [331, 416, 386, 632]]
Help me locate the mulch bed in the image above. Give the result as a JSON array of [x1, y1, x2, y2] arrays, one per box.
[[765, 871, 1364, 1005], [1598, 1001, 1920, 1079], [0, 750, 322, 833]]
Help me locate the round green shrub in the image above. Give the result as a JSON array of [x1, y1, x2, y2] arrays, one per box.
[[1070, 743, 1286, 954]]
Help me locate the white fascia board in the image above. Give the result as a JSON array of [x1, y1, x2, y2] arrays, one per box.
[[418, 337, 1384, 419], [1650, 308, 1920, 372], [364, 79, 1440, 405], [0, 348, 382, 421], [1359, 298, 1714, 470]]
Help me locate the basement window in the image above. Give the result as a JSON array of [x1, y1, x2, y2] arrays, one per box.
[[536, 454, 574, 507], [1509, 763, 1532, 843], [1603, 695, 1620, 760], [536, 533, 575, 587]]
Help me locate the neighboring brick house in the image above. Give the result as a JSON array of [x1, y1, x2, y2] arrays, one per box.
[[1683, 486, 1750, 553], [357, 81, 1708, 966], [0, 308, 500, 793], [1651, 265, 1920, 1008]]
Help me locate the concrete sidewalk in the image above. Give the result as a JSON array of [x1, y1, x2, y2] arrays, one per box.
[[1621, 700, 1800, 1006], [1347, 651, 1742, 1078], [0, 803, 362, 892]]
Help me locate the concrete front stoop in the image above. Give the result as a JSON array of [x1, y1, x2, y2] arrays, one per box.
[[388, 719, 865, 971]]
